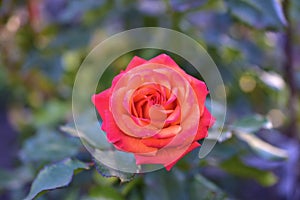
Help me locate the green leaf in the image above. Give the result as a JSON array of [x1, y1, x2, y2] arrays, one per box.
[[24, 158, 90, 200], [60, 122, 112, 150], [231, 114, 272, 133], [235, 131, 288, 161], [61, 110, 112, 150], [143, 169, 188, 200], [225, 0, 287, 30], [221, 156, 278, 186], [143, 169, 227, 200], [20, 130, 82, 163], [190, 174, 228, 200], [93, 159, 135, 183], [93, 170, 118, 186]]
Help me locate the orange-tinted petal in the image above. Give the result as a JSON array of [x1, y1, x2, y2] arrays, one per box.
[[103, 109, 157, 153], [141, 136, 174, 148], [154, 125, 181, 139]]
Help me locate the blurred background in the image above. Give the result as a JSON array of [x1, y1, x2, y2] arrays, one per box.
[[0, 0, 300, 199]]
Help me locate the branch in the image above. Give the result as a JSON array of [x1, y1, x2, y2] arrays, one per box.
[[282, 0, 298, 138]]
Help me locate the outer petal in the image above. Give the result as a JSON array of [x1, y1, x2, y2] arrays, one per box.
[[147, 54, 194, 84], [111, 71, 126, 89], [125, 56, 147, 72], [194, 107, 215, 141], [135, 141, 200, 171], [189, 76, 208, 115], [165, 141, 200, 171], [92, 89, 111, 121], [148, 54, 181, 70]]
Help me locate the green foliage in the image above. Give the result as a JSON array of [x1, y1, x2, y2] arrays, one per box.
[[93, 159, 135, 183], [221, 156, 277, 187], [143, 169, 228, 200], [225, 0, 286, 29], [24, 158, 90, 200], [231, 114, 271, 132], [190, 174, 228, 200], [20, 130, 82, 164], [235, 131, 288, 161]]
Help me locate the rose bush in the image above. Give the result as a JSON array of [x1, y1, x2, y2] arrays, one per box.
[[92, 54, 215, 170]]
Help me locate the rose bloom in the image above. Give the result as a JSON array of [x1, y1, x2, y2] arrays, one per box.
[[92, 54, 215, 170]]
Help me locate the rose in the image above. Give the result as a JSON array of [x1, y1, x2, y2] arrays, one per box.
[[92, 54, 215, 171]]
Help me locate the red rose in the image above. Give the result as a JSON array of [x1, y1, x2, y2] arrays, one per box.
[[92, 54, 215, 170]]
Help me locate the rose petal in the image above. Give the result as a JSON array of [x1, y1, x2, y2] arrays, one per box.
[[136, 98, 149, 119], [111, 71, 126, 89], [131, 115, 150, 126], [154, 125, 182, 138], [189, 76, 208, 115], [103, 110, 157, 153], [148, 54, 180, 69], [148, 54, 191, 80], [141, 136, 174, 148], [165, 105, 181, 124], [135, 141, 200, 170], [92, 89, 111, 121], [126, 56, 147, 71], [194, 107, 215, 141], [164, 92, 177, 107], [165, 142, 200, 171]]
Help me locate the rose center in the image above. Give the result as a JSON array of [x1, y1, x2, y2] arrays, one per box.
[[129, 83, 180, 127]]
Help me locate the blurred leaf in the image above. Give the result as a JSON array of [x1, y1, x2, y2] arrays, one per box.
[[231, 114, 272, 133], [121, 176, 142, 196], [24, 158, 90, 200], [235, 131, 288, 161], [61, 111, 112, 150], [23, 52, 64, 83], [86, 185, 124, 200], [93, 159, 135, 183], [207, 137, 241, 161], [42, 0, 105, 26], [60, 121, 112, 150], [48, 27, 91, 50], [93, 170, 118, 186], [34, 100, 70, 127], [221, 156, 278, 186], [20, 130, 81, 163], [189, 174, 228, 200], [57, 0, 105, 24], [225, 0, 287, 29], [144, 169, 227, 200], [143, 169, 188, 200], [0, 166, 33, 190]]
